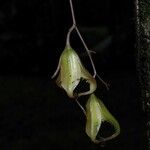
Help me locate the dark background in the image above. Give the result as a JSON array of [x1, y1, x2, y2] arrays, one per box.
[[0, 0, 144, 150]]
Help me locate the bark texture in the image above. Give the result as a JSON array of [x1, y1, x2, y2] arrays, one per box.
[[136, 0, 150, 149]]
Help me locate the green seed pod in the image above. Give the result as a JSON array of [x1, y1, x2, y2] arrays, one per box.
[[86, 94, 120, 143], [52, 46, 97, 98]]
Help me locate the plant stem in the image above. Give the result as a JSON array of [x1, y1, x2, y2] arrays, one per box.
[[75, 98, 86, 116], [75, 27, 97, 77], [66, 24, 75, 47], [68, 0, 96, 77], [66, 0, 76, 47], [69, 0, 76, 25], [68, 0, 109, 89]]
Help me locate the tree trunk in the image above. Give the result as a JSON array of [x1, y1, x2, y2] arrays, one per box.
[[136, 0, 150, 149]]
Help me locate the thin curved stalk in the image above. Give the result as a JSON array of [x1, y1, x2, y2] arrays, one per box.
[[75, 98, 86, 116], [68, 0, 109, 89]]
